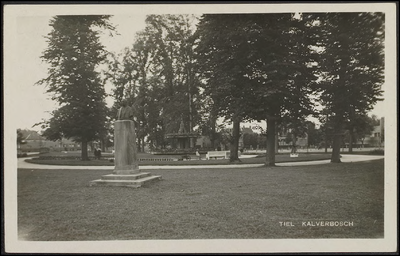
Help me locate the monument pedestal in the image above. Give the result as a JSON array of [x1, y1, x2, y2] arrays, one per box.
[[89, 172, 162, 188], [113, 120, 139, 174], [90, 120, 161, 188]]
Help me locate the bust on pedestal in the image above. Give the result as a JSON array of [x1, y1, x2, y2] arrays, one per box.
[[89, 100, 161, 188], [114, 100, 139, 174]]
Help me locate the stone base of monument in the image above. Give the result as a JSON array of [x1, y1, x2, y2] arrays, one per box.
[[89, 172, 162, 188], [90, 119, 162, 188]]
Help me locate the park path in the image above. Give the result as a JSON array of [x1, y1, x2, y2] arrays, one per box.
[[17, 154, 384, 170], [276, 154, 384, 166]]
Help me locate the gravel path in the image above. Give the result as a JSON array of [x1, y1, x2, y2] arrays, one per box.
[[17, 154, 384, 170]]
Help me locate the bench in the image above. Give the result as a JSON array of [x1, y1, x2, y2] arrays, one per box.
[[206, 151, 230, 160]]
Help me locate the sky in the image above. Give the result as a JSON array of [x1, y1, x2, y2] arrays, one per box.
[[5, 4, 393, 132]]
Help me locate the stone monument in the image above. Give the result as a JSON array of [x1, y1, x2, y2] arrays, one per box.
[[90, 100, 161, 188], [114, 101, 139, 174]]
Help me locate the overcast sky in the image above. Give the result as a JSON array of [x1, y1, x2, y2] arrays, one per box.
[[5, 4, 392, 132]]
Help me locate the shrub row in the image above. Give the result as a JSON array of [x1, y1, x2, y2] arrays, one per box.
[[367, 149, 384, 155], [37, 156, 97, 160]]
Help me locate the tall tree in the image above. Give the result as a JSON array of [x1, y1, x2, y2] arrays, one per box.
[[196, 14, 253, 162], [17, 129, 27, 150], [36, 15, 115, 160], [144, 15, 201, 136], [239, 13, 319, 165], [317, 13, 384, 162], [344, 114, 376, 150], [243, 133, 259, 150], [318, 111, 335, 152], [305, 121, 323, 148], [105, 15, 200, 150], [282, 118, 308, 153], [39, 108, 64, 142], [196, 13, 320, 164]]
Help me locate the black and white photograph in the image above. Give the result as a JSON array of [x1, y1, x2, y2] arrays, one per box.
[[3, 3, 397, 254]]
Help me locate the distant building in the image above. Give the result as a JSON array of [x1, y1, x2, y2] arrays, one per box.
[[19, 130, 44, 151], [364, 117, 384, 147], [195, 135, 212, 148], [19, 129, 81, 152], [277, 126, 308, 149]]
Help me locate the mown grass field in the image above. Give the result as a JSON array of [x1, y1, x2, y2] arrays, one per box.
[[18, 159, 384, 241]]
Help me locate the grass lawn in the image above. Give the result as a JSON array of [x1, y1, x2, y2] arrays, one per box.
[[26, 153, 333, 166], [17, 159, 384, 241]]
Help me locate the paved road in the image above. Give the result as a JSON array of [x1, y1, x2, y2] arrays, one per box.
[[17, 154, 384, 170]]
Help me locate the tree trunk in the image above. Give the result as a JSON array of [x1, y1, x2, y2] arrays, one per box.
[[137, 135, 142, 153], [348, 129, 354, 153], [101, 138, 106, 152], [291, 134, 297, 153], [331, 122, 342, 163], [89, 141, 94, 152], [210, 108, 217, 150], [81, 139, 89, 161], [266, 117, 276, 166], [230, 116, 241, 162], [324, 132, 328, 153], [331, 133, 342, 163]]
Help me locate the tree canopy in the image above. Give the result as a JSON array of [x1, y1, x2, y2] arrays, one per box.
[[316, 12, 384, 162], [105, 14, 200, 150], [37, 15, 115, 160], [195, 14, 321, 164], [35, 13, 384, 163]]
